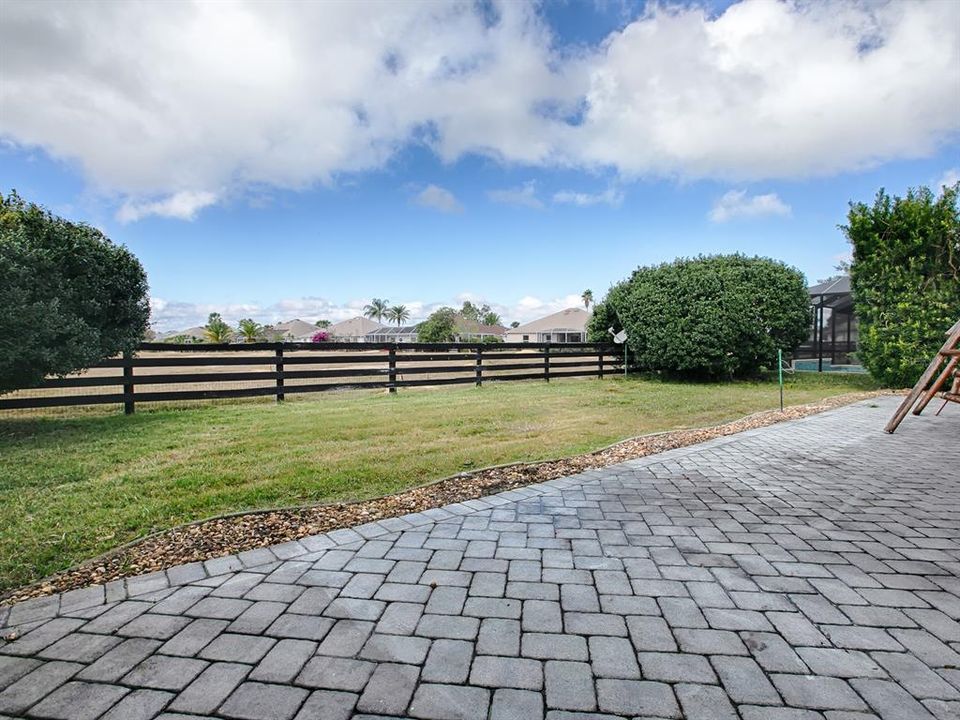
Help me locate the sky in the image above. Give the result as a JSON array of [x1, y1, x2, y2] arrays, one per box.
[[1, 0, 958, 332]]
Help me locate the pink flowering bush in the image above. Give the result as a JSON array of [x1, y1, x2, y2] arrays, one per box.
[[311, 331, 330, 343]]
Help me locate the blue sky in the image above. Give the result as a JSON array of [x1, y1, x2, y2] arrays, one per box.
[[1, 0, 958, 331]]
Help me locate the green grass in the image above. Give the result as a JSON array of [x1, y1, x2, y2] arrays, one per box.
[[0, 373, 878, 592]]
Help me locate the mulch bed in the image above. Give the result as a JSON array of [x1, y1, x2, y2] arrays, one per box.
[[2, 391, 892, 606]]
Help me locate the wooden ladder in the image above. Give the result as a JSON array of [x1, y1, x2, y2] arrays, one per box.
[[885, 319, 960, 433]]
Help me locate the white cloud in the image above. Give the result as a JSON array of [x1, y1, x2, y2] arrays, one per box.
[[413, 184, 463, 213], [937, 168, 960, 189], [116, 190, 219, 223], [1, 0, 957, 216], [552, 186, 623, 207], [487, 181, 544, 209], [709, 190, 791, 222]]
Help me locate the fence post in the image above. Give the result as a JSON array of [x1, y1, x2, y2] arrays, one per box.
[[122, 350, 135, 415], [544, 344, 550, 383], [388, 348, 397, 393], [598, 346, 604, 379], [275, 344, 285, 402], [475, 346, 483, 387]]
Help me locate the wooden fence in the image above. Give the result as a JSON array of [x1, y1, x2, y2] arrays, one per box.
[[0, 341, 626, 413]]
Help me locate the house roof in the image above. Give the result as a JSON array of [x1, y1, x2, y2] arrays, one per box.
[[274, 319, 320, 338], [328, 316, 384, 337], [160, 326, 206, 340], [508, 307, 591, 334], [366, 326, 419, 337], [808, 276, 851, 296], [454, 317, 507, 336]]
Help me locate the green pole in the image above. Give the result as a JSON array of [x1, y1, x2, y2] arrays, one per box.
[[778, 348, 784, 411]]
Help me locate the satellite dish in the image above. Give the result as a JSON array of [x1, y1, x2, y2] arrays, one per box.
[[613, 330, 628, 344]]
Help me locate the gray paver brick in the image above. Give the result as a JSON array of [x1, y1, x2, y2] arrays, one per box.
[[713, 655, 781, 704], [851, 678, 938, 720], [249, 639, 316, 683], [0, 655, 40, 687], [588, 635, 640, 678], [359, 633, 431, 664], [0, 660, 82, 715], [292, 689, 357, 720], [158, 618, 229, 657], [295, 655, 375, 691], [356, 662, 419, 715], [470, 655, 543, 690], [416, 613, 479, 640], [421, 639, 473, 683], [676, 682, 738, 720], [544, 660, 596, 711], [521, 632, 588, 660], [198, 632, 275, 663], [99, 688, 173, 720], [168, 661, 250, 714], [122, 654, 208, 690], [77, 638, 162, 681], [37, 631, 121, 661], [771, 674, 868, 711], [596, 678, 680, 717], [25, 680, 129, 720], [316, 619, 374, 657], [491, 688, 543, 720], [218, 681, 308, 720], [477, 618, 520, 656], [408, 683, 490, 720], [266, 613, 334, 641]]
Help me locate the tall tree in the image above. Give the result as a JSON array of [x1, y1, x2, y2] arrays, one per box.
[[481, 311, 502, 326], [581, 289, 594, 309], [237, 318, 262, 343], [844, 184, 960, 387], [417, 307, 458, 342], [363, 298, 389, 323], [315, 319, 331, 328], [459, 301, 480, 322], [386, 304, 410, 327], [1, 192, 149, 393], [204, 312, 234, 343]]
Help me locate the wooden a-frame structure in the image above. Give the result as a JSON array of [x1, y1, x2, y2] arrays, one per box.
[[885, 319, 960, 433]]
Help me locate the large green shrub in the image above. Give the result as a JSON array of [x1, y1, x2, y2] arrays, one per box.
[[844, 184, 960, 387], [0, 192, 150, 392], [417, 307, 458, 342], [594, 254, 810, 379]]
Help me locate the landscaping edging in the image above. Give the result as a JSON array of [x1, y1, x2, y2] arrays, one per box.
[[1, 390, 894, 606]]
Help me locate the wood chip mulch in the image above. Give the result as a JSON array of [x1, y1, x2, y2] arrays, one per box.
[[2, 390, 893, 606]]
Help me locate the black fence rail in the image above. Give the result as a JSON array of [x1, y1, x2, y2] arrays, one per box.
[[0, 342, 626, 413]]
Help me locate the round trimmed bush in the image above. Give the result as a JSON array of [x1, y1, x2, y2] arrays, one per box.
[[1, 192, 150, 393], [589, 254, 810, 379]]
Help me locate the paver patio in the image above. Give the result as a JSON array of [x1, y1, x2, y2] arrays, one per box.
[[1, 395, 958, 720]]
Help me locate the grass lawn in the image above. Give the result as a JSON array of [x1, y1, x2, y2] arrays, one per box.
[[0, 373, 878, 592]]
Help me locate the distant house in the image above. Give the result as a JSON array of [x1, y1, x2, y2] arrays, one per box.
[[795, 275, 860, 367], [274, 319, 321, 341], [328, 316, 385, 342], [366, 326, 420, 343], [454, 317, 507, 341], [159, 326, 207, 342], [504, 308, 591, 343]]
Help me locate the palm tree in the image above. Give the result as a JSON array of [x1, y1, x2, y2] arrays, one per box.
[[204, 312, 234, 343], [581, 289, 594, 309], [363, 298, 389, 324], [237, 318, 262, 343], [386, 304, 410, 327]]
